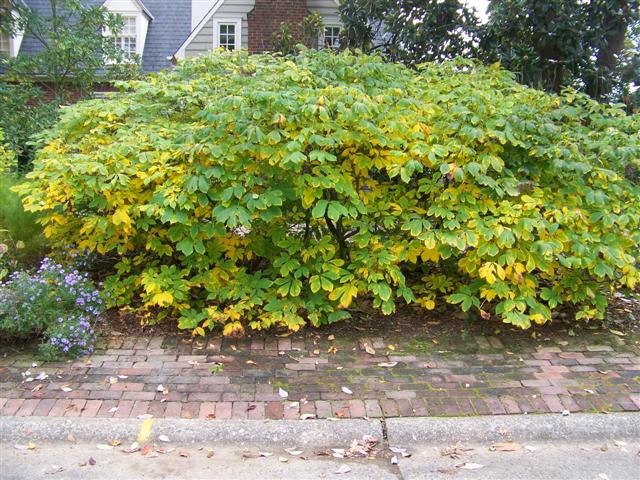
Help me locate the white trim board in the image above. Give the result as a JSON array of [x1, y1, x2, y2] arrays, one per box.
[[173, 0, 226, 59]]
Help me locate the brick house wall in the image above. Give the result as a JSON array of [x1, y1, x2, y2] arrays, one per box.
[[247, 0, 309, 53]]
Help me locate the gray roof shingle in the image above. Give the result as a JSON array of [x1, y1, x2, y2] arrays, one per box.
[[19, 0, 193, 73]]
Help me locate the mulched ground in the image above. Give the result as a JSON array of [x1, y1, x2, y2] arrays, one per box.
[[93, 292, 640, 348]]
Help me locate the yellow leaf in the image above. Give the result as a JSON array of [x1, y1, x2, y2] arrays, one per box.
[[478, 263, 496, 284], [151, 291, 174, 306], [112, 208, 131, 226], [223, 321, 245, 336], [193, 327, 206, 336], [421, 248, 439, 262]]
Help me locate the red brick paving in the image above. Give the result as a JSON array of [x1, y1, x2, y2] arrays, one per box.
[[1, 329, 639, 420]]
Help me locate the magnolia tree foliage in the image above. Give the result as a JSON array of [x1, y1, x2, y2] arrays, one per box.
[[17, 50, 640, 335]]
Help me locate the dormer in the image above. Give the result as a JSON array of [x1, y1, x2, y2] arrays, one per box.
[[103, 0, 153, 58]]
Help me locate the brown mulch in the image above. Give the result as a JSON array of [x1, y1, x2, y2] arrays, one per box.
[[95, 293, 640, 345]]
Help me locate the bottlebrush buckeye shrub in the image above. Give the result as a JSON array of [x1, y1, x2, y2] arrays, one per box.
[[16, 49, 640, 335]]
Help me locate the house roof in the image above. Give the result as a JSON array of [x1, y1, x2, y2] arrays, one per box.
[[19, 0, 192, 73], [123, 0, 155, 21]]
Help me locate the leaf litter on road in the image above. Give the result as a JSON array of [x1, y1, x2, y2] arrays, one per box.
[[456, 462, 484, 470], [489, 441, 521, 452], [441, 442, 473, 459]]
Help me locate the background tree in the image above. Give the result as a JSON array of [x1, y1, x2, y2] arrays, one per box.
[[0, 0, 139, 167], [339, 0, 639, 106], [0, 0, 135, 97], [339, 0, 480, 64], [481, 0, 639, 103]]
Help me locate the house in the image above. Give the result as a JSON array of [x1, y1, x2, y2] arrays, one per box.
[[2, 0, 343, 73]]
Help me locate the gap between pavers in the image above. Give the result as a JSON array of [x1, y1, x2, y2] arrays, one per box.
[[385, 413, 640, 446], [0, 417, 383, 446]]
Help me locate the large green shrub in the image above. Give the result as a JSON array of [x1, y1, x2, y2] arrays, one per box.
[[16, 50, 640, 335]]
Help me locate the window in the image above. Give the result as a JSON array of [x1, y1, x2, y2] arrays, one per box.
[[214, 20, 241, 51], [323, 26, 340, 49], [114, 16, 137, 56], [0, 31, 9, 56]]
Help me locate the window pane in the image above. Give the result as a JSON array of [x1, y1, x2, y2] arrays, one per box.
[[324, 27, 340, 48], [219, 24, 237, 50], [0, 32, 9, 55]]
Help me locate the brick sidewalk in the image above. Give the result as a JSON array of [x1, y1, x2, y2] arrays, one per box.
[[1, 328, 639, 419]]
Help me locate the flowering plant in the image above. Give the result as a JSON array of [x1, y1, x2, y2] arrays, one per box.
[[0, 257, 103, 359]]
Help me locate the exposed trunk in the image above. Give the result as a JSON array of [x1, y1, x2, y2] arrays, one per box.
[[585, 1, 629, 100]]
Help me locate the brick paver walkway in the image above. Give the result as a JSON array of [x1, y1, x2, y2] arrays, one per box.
[[1, 328, 639, 419]]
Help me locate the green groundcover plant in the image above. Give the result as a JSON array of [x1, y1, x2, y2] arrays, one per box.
[[15, 49, 640, 335]]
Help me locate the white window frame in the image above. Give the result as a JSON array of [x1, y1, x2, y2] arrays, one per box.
[[213, 18, 242, 51], [113, 14, 139, 58], [321, 25, 341, 49]]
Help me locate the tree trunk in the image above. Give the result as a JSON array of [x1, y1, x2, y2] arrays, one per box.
[[585, 1, 629, 100]]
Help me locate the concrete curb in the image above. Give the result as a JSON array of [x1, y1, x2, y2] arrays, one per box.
[[0, 417, 382, 446], [3, 413, 639, 447], [386, 413, 640, 445]]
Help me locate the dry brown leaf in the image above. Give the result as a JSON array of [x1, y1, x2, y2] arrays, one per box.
[[490, 441, 521, 452], [242, 451, 260, 459], [179, 451, 191, 458], [441, 442, 473, 459]]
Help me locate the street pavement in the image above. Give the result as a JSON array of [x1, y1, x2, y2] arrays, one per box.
[[1, 414, 638, 479]]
